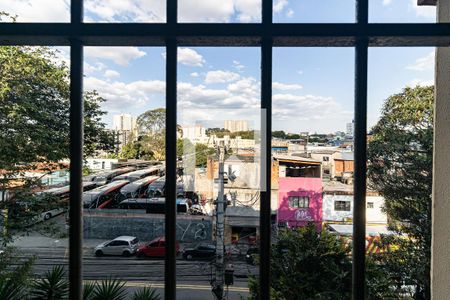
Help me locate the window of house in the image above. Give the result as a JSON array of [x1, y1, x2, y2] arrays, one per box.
[[288, 196, 310, 208], [335, 200, 351, 211], [367, 202, 374, 209], [323, 156, 330, 162]]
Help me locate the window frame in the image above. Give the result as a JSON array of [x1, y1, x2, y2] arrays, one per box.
[[335, 200, 352, 212], [0, 0, 443, 299]]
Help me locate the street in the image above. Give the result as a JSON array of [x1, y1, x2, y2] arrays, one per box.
[[11, 235, 256, 300]]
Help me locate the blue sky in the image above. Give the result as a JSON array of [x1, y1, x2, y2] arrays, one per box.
[[0, 0, 436, 133]]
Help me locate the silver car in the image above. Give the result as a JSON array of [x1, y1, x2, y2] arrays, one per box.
[[94, 236, 139, 257]]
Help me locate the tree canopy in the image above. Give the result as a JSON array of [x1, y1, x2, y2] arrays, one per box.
[[0, 46, 115, 241], [0, 46, 115, 174], [367, 85, 433, 298]]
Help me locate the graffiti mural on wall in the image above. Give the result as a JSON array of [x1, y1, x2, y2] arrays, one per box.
[[84, 214, 212, 242]]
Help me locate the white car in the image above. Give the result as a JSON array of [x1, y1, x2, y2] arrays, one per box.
[[94, 236, 139, 257]]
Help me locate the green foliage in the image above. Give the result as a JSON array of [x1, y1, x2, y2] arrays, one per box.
[[0, 46, 114, 243], [367, 85, 433, 299], [0, 247, 34, 298], [272, 130, 287, 139], [135, 108, 167, 160], [31, 265, 69, 300], [93, 277, 127, 300], [132, 286, 161, 300], [119, 141, 141, 159], [249, 224, 352, 300], [83, 281, 97, 300], [0, 278, 24, 300], [195, 143, 215, 167]]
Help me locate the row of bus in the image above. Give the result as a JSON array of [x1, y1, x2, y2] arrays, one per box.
[[40, 164, 195, 218]]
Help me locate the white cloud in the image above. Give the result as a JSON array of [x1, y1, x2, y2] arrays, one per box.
[[234, 0, 261, 23], [273, 93, 350, 121], [382, 0, 392, 6], [84, 76, 165, 110], [297, 70, 304, 75], [190, 72, 200, 78], [272, 82, 303, 91], [84, 0, 165, 22], [408, 78, 434, 87], [84, 62, 107, 74], [409, 0, 436, 18], [233, 60, 245, 71], [0, 0, 70, 22], [178, 0, 261, 23], [85, 47, 146, 66], [179, 0, 235, 22], [286, 9, 294, 18], [178, 48, 205, 67], [205, 70, 240, 84], [227, 77, 260, 98], [162, 48, 205, 67], [273, 0, 288, 13], [406, 51, 434, 71], [104, 69, 120, 79]]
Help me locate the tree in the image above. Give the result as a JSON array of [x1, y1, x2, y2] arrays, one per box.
[[0, 46, 115, 173], [248, 224, 352, 300], [272, 130, 286, 139], [0, 46, 115, 242], [367, 85, 433, 299], [194, 143, 215, 167]]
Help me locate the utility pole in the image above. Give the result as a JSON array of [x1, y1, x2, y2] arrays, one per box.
[[212, 140, 225, 299]]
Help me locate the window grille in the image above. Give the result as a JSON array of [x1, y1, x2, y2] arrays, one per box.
[[0, 0, 444, 299]]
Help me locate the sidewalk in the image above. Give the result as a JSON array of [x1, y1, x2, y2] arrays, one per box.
[[11, 232, 105, 249]]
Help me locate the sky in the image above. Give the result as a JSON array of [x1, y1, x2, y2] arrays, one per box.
[[0, 0, 436, 134]]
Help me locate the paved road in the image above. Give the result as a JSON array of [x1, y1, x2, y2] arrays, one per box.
[[12, 247, 256, 299]]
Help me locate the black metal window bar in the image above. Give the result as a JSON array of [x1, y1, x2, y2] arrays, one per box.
[[0, 0, 446, 299]]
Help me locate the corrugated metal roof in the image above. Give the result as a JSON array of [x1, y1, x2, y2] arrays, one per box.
[[273, 154, 321, 164]]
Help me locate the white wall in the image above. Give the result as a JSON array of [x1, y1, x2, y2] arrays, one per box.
[[322, 194, 387, 224]]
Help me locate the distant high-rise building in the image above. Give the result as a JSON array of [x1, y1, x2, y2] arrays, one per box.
[[112, 114, 137, 150], [224, 120, 249, 133], [182, 125, 207, 143], [113, 113, 136, 131], [346, 120, 354, 136]]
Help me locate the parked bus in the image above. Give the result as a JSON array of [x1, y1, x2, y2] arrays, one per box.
[[118, 175, 160, 201], [82, 180, 130, 209], [146, 176, 187, 197], [118, 198, 189, 214], [112, 165, 164, 182], [83, 167, 136, 186], [43, 181, 97, 200]]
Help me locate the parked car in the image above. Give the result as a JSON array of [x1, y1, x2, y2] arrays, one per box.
[[94, 236, 139, 257], [182, 243, 216, 260], [245, 247, 259, 265], [137, 236, 180, 258]]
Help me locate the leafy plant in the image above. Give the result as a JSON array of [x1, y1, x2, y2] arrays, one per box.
[[0, 277, 25, 300], [132, 286, 161, 300], [31, 265, 68, 300], [93, 277, 127, 300], [83, 281, 97, 300]]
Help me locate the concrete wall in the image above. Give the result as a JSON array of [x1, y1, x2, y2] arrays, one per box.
[[322, 195, 387, 224], [432, 1, 450, 297], [83, 210, 212, 242]]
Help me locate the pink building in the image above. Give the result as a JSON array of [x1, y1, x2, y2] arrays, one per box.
[[274, 155, 323, 228]]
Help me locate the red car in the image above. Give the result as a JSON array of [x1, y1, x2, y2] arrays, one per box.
[[137, 236, 180, 258]]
